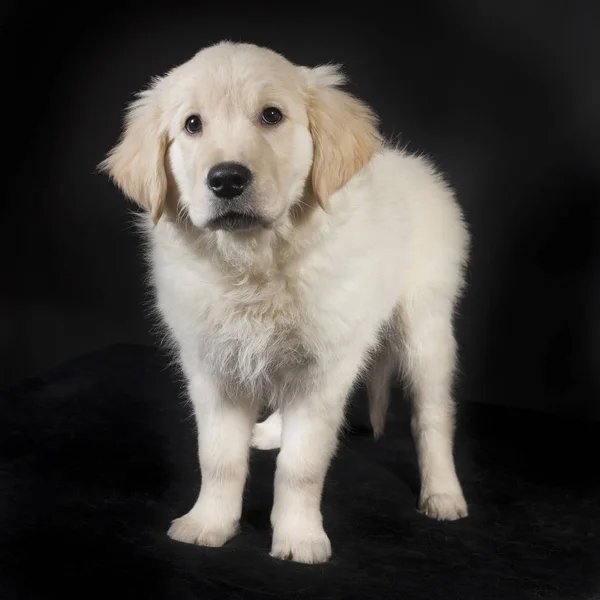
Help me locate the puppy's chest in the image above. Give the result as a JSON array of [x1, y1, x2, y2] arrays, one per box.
[[198, 281, 317, 384]]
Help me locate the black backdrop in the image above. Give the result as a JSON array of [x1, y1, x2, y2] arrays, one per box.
[[2, 0, 600, 420]]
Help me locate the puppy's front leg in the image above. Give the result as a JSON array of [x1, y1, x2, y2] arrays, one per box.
[[270, 372, 353, 564], [168, 369, 259, 547]]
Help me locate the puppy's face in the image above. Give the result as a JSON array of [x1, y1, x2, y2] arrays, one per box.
[[101, 42, 380, 232], [167, 44, 313, 231]]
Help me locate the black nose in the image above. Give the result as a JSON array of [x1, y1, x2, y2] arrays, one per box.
[[207, 162, 253, 200]]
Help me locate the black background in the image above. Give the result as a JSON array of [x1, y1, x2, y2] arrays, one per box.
[[2, 0, 600, 421]]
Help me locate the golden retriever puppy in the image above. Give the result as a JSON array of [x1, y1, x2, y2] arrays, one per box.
[[100, 41, 470, 564]]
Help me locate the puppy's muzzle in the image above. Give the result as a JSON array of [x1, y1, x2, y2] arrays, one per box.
[[205, 161, 268, 232]]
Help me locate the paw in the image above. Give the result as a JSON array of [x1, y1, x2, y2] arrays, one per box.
[[167, 512, 238, 547], [251, 412, 282, 450], [271, 520, 332, 564], [419, 491, 468, 521]]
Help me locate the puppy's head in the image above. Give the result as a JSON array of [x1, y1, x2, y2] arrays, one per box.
[[100, 42, 381, 231]]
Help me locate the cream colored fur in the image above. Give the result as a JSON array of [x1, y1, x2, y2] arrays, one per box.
[[100, 41, 470, 564]]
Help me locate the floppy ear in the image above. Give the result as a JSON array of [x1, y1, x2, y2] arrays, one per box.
[[301, 65, 381, 208], [99, 80, 169, 224]]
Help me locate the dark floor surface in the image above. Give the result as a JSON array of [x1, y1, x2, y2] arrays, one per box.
[[1, 344, 598, 599]]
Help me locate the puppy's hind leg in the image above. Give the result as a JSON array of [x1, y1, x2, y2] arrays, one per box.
[[398, 293, 468, 521], [251, 410, 282, 450]]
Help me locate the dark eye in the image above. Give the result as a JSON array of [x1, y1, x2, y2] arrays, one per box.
[[261, 107, 283, 125], [184, 115, 202, 134]]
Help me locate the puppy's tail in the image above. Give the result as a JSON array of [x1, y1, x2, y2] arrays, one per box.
[[366, 349, 397, 439]]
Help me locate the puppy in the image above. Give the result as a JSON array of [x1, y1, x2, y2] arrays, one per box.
[[100, 41, 470, 564]]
